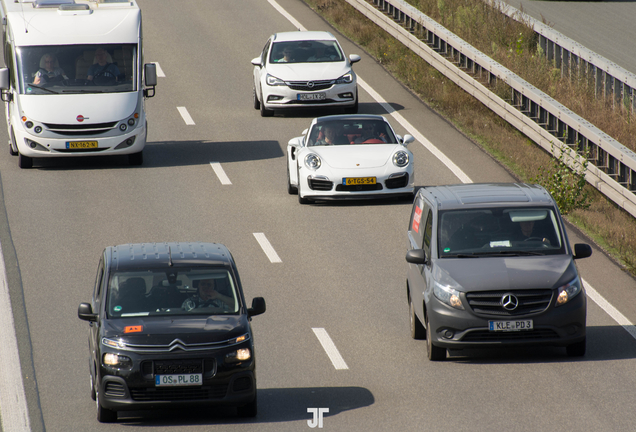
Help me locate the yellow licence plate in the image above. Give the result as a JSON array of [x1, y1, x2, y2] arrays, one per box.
[[66, 141, 98, 149], [343, 177, 376, 186]]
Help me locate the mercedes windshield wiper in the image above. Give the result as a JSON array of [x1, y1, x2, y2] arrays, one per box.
[[444, 253, 481, 258], [472, 250, 545, 256]]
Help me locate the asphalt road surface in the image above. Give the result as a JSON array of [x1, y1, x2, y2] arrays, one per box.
[[1, 1, 636, 431]]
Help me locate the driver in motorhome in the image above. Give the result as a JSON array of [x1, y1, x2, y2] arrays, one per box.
[[87, 48, 121, 82]]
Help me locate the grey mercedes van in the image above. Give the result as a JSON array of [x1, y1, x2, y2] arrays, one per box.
[[405, 183, 592, 360]]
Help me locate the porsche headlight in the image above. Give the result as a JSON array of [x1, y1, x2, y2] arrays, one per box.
[[266, 74, 285, 86], [335, 71, 353, 84], [393, 150, 409, 167], [304, 153, 321, 170], [556, 275, 582, 306]]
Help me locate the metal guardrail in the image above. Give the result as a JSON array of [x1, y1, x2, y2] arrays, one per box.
[[490, 0, 636, 114], [345, 0, 636, 218]]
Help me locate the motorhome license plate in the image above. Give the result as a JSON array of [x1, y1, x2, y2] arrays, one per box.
[[155, 373, 202, 386], [488, 320, 533, 331], [298, 93, 325, 101], [66, 141, 98, 149], [343, 177, 376, 186]]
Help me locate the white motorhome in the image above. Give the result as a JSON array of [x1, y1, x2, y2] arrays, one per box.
[[0, 0, 157, 168]]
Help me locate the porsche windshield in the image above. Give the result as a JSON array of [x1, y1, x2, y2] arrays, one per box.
[[106, 268, 240, 318], [15, 44, 137, 95], [439, 207, 565, 257], [307, 120, 398, 146], [269, 40, 344, 63]]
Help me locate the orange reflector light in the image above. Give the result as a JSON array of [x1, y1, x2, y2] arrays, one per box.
[[134, 113, 139, 118], [22, 116, 27, 122], [124, 325, 143, 333]]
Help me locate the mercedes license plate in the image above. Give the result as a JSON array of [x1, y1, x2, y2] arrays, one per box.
[[488, 320, 533, 331], [66, 141, 98, 149], [298, 93, 325, 101], [155, 373, 202, 386]]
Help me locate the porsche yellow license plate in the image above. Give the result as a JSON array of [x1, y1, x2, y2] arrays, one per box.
[[66, 141, 98, 149], [343, 177, 376, 186]]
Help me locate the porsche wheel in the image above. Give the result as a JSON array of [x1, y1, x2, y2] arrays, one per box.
[[287, 164, 297, 195]]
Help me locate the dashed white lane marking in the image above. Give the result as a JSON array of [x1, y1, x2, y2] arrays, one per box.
[[0, 243, 31, 432], [312, 328, 349, 370], [177, 106, 195, 125], [253, 233, 282, 263], [153, 62, 166, 77], [210, 162, 232, 185]]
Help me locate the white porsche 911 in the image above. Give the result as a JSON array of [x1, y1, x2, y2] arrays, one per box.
[[287, 115, 415, 204]]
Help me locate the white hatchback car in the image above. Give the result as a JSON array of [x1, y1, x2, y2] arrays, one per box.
[[251, 31, 360, 116], [287, 115, 415, 204]]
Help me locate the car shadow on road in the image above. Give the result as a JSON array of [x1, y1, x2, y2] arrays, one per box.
[[273, 102, 405, 118], [446, 325, 636, 364], [30, 140, 285, 170], [116, 386, 374, 426]]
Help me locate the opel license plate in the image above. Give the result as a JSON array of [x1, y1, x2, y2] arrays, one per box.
[[66, 141, 98, 149], [488, 320, 533, 331], [298, 93, 325, 101], [155, 373, 202, 386], [343, 177, 376, 186]]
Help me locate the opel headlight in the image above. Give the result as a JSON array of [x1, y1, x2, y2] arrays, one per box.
[[556, 275, 582, 306], [335, 71, 353, 84], [393, 150, 409, 167], [266, 74, 285, 86], [304, 153, 321, 170]]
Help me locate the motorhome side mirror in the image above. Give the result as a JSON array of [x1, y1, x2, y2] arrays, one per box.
[[143, 63, 157, 98], [78, 302, 98, 322], [248, 297, 266, 318], [405, 249, 428, 265], [573, 243, 592, 260], [0, 68, 9, 91]]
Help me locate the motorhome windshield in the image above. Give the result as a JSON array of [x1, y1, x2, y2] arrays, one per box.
[[15, 44, 137, 95]]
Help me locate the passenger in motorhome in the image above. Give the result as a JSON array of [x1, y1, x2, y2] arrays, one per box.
[[87, 48, 121, 83], [33, 53, 68, 85]]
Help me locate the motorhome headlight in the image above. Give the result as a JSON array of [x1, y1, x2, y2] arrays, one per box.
[[34, 126, 42, 134], [556, 275, 583, 306], [119, 124, 128, 132], [304, 153, 321, 170], [335, 71, 353, 84], [393, 151, 409, 167], [127, 118, 135, 126], [25, 121, 33, 129], [266, 74, 285, 86]]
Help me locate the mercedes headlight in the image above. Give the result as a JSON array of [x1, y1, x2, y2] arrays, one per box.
[[393, 150, 409, 167], [556, 275, 582, 306], [304, 153, 321, 170], [432, 266, 464, 310], [335, 71, 353, 84], [266, 73, 285, 86]]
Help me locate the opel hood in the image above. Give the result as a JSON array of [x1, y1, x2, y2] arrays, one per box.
[[266, 62, 351, 81], [435, 255, 577, 291], [309, 144, 403, 169], [19, 93, 138, 124]]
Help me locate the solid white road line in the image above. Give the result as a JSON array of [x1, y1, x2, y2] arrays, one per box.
[[253, 233, 282, 263], [177, 106, 195, 125], [312, 328, 349, 370], [152, 62, 166, 78], [584, 279, 636, 339], [268, 0, 307, 31], [357, 77, 473, 184], [0, 243, 31, 432], [209, 162, 232, 185]]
